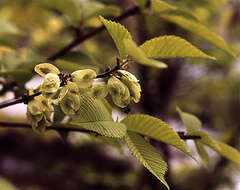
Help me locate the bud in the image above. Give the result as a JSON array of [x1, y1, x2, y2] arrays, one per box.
[[34, 63, 60, 77], [71, 69, 97, 88], [42, 73, 60, 94], [90, 82, 108, 99]]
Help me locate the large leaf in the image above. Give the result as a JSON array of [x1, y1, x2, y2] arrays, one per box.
[[214, 140, 240, 165], [99, 16, 132, 59], [140, 35, 216, 60], [188, 131, 220, 151], [54, 52, 100, 72], [159, 14, 234, 56], [122, 114, 192, 157], [194, 141, 208, 167], [177, 107, 202, 132], [125, 131, 169, 189], [70, 94, 126, 138], [124, 39, 167, 69], [151, 0, 198, 21]]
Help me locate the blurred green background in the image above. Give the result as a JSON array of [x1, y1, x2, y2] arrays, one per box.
[[0, 0, 240, 189]]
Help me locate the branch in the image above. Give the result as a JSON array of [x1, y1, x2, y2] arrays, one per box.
[[0, 62, 124, 109], [0, 6, 141, 109], [0, 122, 201, 140], [46, 5, 140, 62]]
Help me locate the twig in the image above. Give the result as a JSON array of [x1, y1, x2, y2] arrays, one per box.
[[46, 6, 140, 62], [0, 62, 125, 109], [0, 92, 41, 109], [0, 121, 201, 140]]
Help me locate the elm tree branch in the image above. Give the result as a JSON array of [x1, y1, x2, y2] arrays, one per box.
[[46, 5, 140, 62], [0, 62, 125, 109], [0, 122, 201, 140]]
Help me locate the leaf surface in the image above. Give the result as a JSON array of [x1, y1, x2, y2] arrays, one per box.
[[177, 107, 202, 132], [195, 141, 208, 167], [125, 131, 169, 189], [214, 140, 240, 165], [124, 39, 167, 68], [188, 131, 220, 151], [99, 16, 132, 59], [140, 35, 216, 60], [70, 94, 126, 138], [122, 114, 192, 157]]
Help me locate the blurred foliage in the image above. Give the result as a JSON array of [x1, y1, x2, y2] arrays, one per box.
[[0, 0, 240, 189]]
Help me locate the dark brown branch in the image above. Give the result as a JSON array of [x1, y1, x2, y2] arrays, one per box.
[[0, 121, 201, 140], [0, 122, 94, 133], [46, 6, 140, 62], [0, 92, 41, 109]]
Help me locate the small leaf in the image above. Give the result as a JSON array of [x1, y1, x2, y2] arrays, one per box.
[[159, 15, 235, 57], [122, 114, 192, 157], [188, 131, 220, 152], [140, 35, 216, 60], [99, 16, 132, 59], [194, 141, 208, 167], [177, 107, 202, 132], [125, 131, 169, 189], [124, 39, 168, 68], [214, 140, 240, 165], [69, 93, 126, 138], [151, 0, 198, 21]]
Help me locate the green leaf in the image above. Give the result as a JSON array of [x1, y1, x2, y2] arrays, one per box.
[[125, 131, 169, 189], [122, 114, 192, 157], [99, 136, 124, 153], [39, 0, 81, 24], [0, 19, 20, 36], [140, 35, 216, 60], [69, 93, 126, 138], [0, 177, 19, 190], [99, 16, 132, 59], [177, 107, 202, 132], [194, 141, 208, 167], [214, 140, 240, 165], [188, 131, 220, 151], [124, 39, 167, 69], [54, 52, 99, 72], [151, 0, 198, 21], [159, 14, 235, 57]]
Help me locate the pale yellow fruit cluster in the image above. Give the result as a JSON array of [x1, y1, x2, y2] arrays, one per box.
[[27, 63, 141, 132]]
